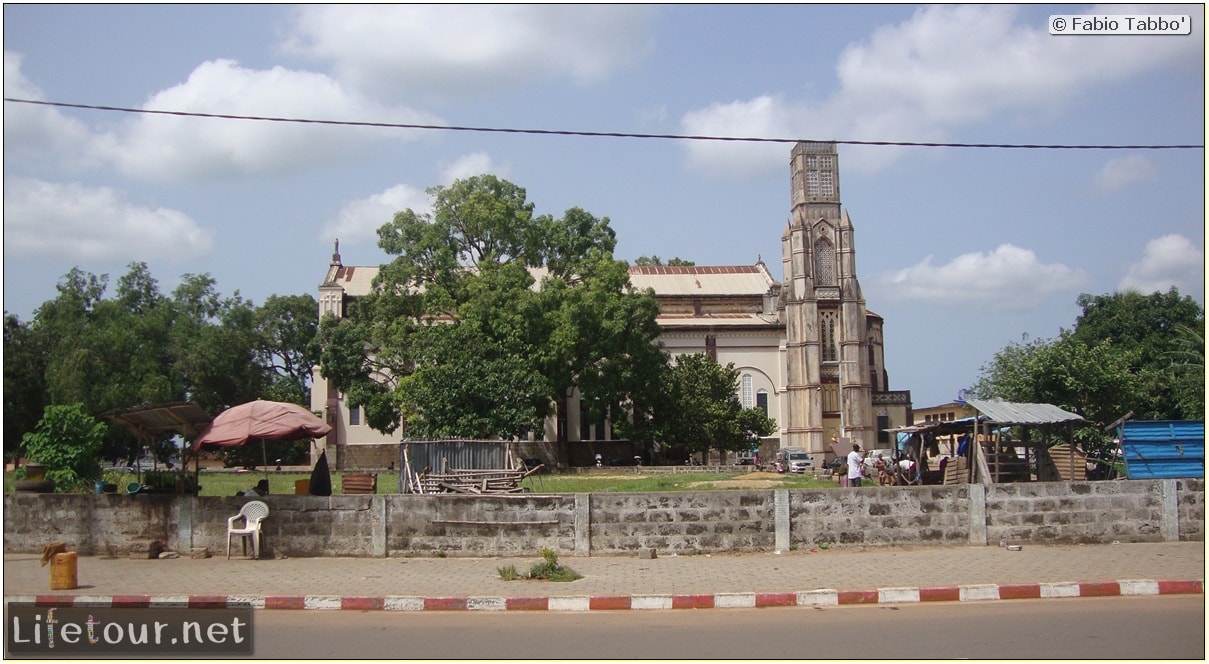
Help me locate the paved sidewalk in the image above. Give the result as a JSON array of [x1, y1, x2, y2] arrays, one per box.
[[4, 542, 1203, 612]]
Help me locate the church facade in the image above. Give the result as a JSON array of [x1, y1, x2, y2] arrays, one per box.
[[310, 141, 911, 468]]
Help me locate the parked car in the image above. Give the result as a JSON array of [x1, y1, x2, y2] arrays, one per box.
[[863, 449, 895, 474], [776, 447, 815, 473]]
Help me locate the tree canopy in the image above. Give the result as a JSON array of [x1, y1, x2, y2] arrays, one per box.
[[652, 353, 776, 460], [317, 175, 668, 442], [3, 262, 319, 464], [972, 287, 1204, 449]]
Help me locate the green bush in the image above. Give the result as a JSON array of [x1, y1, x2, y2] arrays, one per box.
[[20, 404, 106, 492]]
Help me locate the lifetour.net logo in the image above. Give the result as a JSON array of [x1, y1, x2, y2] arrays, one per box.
[[6, 604, 254, 655]]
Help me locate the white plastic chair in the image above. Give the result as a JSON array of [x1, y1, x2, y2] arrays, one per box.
[[226, 500, 269, 559]]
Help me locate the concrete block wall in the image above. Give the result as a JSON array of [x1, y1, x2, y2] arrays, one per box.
[[588, 491, 776, 554], [385, 494, 575, 556], [3, 493, 177, 557], [986, 481, 1166, 544], [1177, 478, 1205, 541], [4, 479, 1204, 558], [790, 485, 974, 548]]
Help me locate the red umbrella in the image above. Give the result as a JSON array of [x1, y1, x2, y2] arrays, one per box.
[[194, 400, 332, 449]]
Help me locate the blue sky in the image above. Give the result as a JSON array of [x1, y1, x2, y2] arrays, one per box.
[[4, 4, 1204, 410]]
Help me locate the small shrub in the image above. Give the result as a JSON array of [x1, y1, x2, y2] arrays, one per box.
[[497, 565, 519, 581], [432, 550, 446, 558], [21, 404, 106, 492], [525, 547, 582, 582]]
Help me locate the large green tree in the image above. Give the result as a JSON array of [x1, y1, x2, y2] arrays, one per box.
[[316, 174, 667, 446], [3, 313, 48, 461], [652, 353, 776, 461], [9, 263, 320, 467], [973, 287, 1205, 449]]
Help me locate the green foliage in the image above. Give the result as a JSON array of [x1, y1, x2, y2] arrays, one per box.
[[497, 564, 520, 581], [14, 262, 321, 465], [974, 288, 1205, 451], [20, 404, 106, 491], [632, 256, 695, 266], [524, 548, 582, 582], [653, 353, 776, 458], [3, 313, 47, 461], [318, 174, 667, 442]]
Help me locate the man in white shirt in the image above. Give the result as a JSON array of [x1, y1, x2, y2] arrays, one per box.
[[847, 443, 864, 487]]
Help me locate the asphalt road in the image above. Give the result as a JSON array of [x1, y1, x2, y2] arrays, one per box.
[[243, 595, 1204, 659]]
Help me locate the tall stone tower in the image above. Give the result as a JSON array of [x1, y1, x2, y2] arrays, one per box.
[[781, 141, 873, 456]]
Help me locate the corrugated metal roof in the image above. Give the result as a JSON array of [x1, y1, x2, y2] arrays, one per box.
[[627, 264, 779, 297], [1120, 420, 1205, 479], [965, 398, 1086, 425]]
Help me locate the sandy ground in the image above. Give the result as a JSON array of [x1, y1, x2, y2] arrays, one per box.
[[687, 471, 790, 489]]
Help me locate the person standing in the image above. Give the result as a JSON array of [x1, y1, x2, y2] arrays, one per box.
[[846, 443, 864, 487]]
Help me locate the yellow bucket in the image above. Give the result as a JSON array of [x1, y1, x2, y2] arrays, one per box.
[[50, 551, 78, 590]]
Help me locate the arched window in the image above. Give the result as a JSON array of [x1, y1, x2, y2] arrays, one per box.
[[819, 311, 838, 362], [741, 374, 754, 409], [814, 238, 836, 286]]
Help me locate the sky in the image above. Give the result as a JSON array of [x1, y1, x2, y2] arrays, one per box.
[[3, 4, 1205, 410]]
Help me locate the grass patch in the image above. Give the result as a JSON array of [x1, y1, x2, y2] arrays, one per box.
[[498, 548, 582, 582], [520, 471, 835, 493], [7, 468, 836, 495]]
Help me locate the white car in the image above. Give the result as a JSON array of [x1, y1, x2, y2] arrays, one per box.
[[862, 449, 895, 474]]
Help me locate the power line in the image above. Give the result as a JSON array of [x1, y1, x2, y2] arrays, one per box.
[[4, 97, 1204, 150]]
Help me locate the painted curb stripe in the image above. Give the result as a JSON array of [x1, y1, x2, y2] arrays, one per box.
[[1079, 581, 1121, 597], [341, 597, 384, 611], [672, 594, 715, 609], [919, 586, 961, 602], [837, 590, 878, 605], [588, 595, 631, 610], [998, 584, 1042, 600], [424, 597, 467, 610], [1157, 579, 1203, 594], [505, 596, 549, 610], [6, 579, 1202, 612], [754, 592, 797, 607]]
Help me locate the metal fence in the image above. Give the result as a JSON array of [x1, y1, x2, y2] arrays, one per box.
[[398, 440, 510, 493]]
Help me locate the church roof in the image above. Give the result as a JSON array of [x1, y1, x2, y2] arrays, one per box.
[[627, 264, 780, 297]]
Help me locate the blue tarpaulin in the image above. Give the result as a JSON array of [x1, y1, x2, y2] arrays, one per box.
[[1119, 420, 1204, 479]]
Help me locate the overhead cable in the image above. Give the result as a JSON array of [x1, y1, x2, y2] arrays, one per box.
[[4, 97, 1203, 150]]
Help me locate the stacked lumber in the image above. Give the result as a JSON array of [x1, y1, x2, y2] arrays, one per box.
[[412, 465, 543, 495]]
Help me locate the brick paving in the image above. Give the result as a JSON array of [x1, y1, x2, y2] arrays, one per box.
[[4, 541, 1203, 611]]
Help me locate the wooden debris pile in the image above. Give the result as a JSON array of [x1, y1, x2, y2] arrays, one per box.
[[410, 465, 544, 495]]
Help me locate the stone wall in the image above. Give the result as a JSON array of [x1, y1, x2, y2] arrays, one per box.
[[4, 479, 1203, 558], [589, 491, 776, 554]]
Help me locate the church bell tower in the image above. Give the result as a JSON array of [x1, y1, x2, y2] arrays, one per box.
[[781, 142, 873, 457]]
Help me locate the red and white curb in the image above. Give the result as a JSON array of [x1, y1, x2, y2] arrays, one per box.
[[6, 579, 1201, 611]]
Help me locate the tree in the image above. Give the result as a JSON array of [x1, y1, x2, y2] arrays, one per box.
[[20, 404, 107, 492], [3, 313, 48, 462], [317, 174, 668, 445], [973, 288, 1205, 452], [653, 353, 775, 460], [254, 294, 321, 405], [633, 255, 695, 267], [15, 263, 320, 467]]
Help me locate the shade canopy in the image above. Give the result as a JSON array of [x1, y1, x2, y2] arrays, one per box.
[[193, 400, 331, 450]]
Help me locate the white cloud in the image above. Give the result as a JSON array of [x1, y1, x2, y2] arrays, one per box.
[[439, 153, 505, 184], [321, 184, 432, 247], [3, 178, 213, 260], [3, 52, 96, 168], [881, 244, 1088, 309], [1094, 155, 1158, 191], [92, 59, 443, 182], [1118, 234, 1204, 300], [681, 5, 1203, 176], [282, 5, 654, 99]]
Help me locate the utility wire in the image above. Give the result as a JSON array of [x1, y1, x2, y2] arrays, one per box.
[[4, 97, 1203, 150]]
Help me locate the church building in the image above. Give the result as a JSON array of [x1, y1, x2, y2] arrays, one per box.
[[310, 141, 911, 468]]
